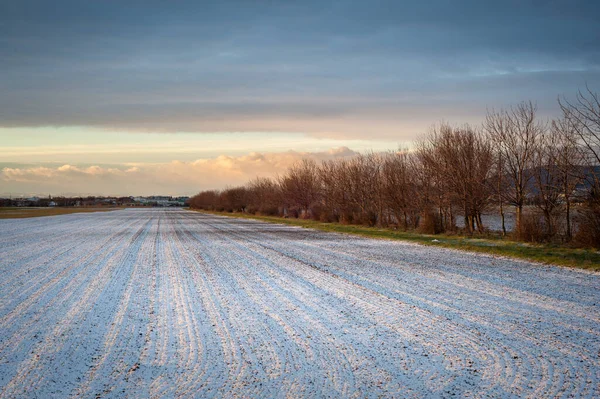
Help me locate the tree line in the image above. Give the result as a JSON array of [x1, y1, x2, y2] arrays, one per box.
[[190, 88, 600, 247]]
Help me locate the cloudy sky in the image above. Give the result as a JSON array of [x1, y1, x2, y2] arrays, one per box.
[[1, 0, 599, 196]]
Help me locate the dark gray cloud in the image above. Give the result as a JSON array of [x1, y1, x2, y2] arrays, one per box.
[[1, 0, 599, 138]]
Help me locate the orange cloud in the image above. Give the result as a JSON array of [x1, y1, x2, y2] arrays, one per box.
[[1, 147, 359, 196]]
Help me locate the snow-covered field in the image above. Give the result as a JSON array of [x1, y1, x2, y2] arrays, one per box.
[[0, 209, 598, 398]]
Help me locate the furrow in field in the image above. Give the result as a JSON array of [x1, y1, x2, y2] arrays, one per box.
[[175, 219, 357, 397], [186, 212, 600, 398], [0, 209, 598, 398], [0, 215, 153, 397], [0, 213, 146, 362], [0, 215, 143, 322], [74, 216, 157, 398]]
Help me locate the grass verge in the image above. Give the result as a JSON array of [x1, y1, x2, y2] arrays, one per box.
[[188, 209, 600, 271], [0, 207, 124, 219]]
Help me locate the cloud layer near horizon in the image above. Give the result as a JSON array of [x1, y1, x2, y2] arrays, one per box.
[[1, 1, 599, 139], [1, 147, 358, 196], [2, 1, 599, 195]]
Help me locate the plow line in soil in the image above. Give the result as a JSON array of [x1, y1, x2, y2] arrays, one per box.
[[0, 209, 598, 398]]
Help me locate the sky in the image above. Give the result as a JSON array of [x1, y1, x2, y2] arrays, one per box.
[[1, 0, 599, 196]]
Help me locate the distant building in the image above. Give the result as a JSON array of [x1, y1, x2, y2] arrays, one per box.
[[131, 195, 187, 207]]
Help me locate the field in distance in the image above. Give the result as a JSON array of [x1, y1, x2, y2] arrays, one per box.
[[0, 207, 122, 219], [0, 208, 598, 398]]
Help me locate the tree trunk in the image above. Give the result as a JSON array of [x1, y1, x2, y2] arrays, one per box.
[[544, 209, 553, 238], [464, 203, 471, 234], [564, 174, 572, 241], [499, 200, 506, 236], [515, 204, 523, 238], [476, 212, 484, 233], [565, 198, 572, 241]]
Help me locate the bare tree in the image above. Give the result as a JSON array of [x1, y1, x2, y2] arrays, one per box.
[[531, 129, 564, 239], [189, 190, 220, 210], [491, 147, 508, 236], [559, 88, 600, 246], [220, 186, 248, 212], [550, 117, 584, 240], [318, 159, 352, 222], [415, 134, 452, 233], [382, 150, 417, 229], [485, 102, 544, 236], [189, 89, 597, 247], [247, 177, 281, 215], [279, 159, 321, 218], [442, 125, 493, 233], [416, 124, 494, 233], [559, 87, 600, 168], [345, 153, 384, 226]]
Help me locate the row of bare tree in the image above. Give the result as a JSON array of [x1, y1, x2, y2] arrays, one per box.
[[190, 88, 600, 247]]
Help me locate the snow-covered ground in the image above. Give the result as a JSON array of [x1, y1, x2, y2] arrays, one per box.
[[0, 209, 598, 398]]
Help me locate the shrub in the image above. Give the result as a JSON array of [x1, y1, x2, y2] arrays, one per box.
[[418, 210, 442, 234], [518, 213, 546, 242], [574, 201, 600, 248]]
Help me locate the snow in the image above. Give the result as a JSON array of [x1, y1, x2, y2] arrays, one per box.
[[0, 208, 598, 398]]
